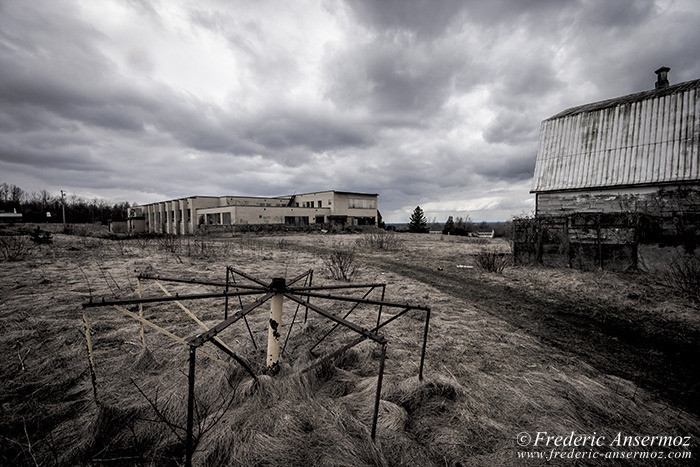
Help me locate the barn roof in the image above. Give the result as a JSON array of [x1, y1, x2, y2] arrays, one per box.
[[532, 78, 700, 193], [547, 79, 700, 120]]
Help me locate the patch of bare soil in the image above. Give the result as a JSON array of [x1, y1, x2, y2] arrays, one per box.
[[1, 231, 698, 465]]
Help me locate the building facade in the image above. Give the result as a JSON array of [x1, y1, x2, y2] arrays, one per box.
[[516, 68, 700, 270], [134, 190, 378, 235]]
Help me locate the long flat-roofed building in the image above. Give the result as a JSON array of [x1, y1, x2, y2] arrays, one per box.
[[135, 190, 378, 235]]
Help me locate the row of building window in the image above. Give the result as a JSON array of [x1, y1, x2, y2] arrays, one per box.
[[348, 198, 375, 209], [150, 209, 191, 224]]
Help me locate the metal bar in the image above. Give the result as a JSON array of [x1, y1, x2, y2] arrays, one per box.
[[224, 267, 230, 320], [371, 343, 387, 440], [301, 306, 415, 373], [208, 337, 257, 380], [231, 270, 258, 350], [287, 269, 312, 286], [282, 274, 309, 355], [304, 270, 313, 323], [287, 291, 430, 311], [228, 267, 268, 286], [83, 290, 264, 308], [301, 335, 366, 374], [185, 346, 196, 467], [137, 274, 266, 290], [154, 280, 244, 362], [112, 305, 226, 366], [81, 309, 100, 405], [376, 285, 386, 330], [373, 307, 412, 331], [289, 283, 385, 292], [137, 278, 146, 349], [309, 286, 377, 352], [419, 307, 431, 381], [190, 293, 274, 347], [284, 294, 386, 344]]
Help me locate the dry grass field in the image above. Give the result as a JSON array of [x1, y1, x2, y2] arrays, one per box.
[[1, 227, 698, 465]]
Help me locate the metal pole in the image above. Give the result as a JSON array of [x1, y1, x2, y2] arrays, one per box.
[[304, 270, 313, 323], [266, 278, 285, 374], [231, 271, 258, 350], [376, 284, 386, 330], [371, 343, 387, 440], [224, 267, 230, 320], [419, 308, 431, 381], [185, 346, 196, 467], [282, 275, 308, 355], [81, 309, 99, 405], [60, 190, 66, 227], [137, 278, 146, 349]]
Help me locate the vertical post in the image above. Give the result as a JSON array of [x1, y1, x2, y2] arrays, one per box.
[[419, 308, 431, 381], [371, 343, 387, 440], [81, 309, 99, 405], [597, 214, 604, 270], [304, 271, 313, 323], [376, 285, 386, 330], [224, 267, 230, 320], [60, 190, 66, 227], [267, 278, 285, 374], [137, 278, 146, 349], [185, 346, 196, 467]]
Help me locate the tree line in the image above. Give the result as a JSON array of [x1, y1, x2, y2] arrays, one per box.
[[406, 205, 510, 236], [0, 182, 131, 224]]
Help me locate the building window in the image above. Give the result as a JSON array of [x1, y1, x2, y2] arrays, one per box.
[[170, 211, 175, 221], [285, 216, 310, 226], [317, 201, 322, 207], [348, 198, 375, 209], [222, 212, 231, 224], [186, 209, 191, 222]]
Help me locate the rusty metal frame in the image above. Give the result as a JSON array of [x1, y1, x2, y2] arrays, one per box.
[[81, 267, 430, 467]]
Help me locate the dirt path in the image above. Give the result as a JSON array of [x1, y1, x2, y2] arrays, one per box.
[[356, 252, 700, 416]]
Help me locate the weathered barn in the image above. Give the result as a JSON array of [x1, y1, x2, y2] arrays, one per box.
[[516, 68, 700, 271]]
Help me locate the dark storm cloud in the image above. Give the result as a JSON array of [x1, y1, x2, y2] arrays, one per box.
[[343, 0, 469, 37], [324, 37, 470, 118], [1, 0, 699, 221]]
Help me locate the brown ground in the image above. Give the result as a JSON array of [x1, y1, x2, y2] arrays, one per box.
[[1, 228, 698, 465]]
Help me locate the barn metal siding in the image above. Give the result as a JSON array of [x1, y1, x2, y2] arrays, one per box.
[[532, 81, 700, 193]]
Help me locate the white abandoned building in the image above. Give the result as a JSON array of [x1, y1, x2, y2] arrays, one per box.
[[515, 67, 700, 270], [131, 190, 378, 235]]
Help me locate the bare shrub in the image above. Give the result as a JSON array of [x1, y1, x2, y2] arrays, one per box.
[[135, 236, 152, 250], [156, 235, 180, 254], [474, 247, 510, 273], [111, 240, 129, 256], [184, 236, 212, 258], [324, 248, 357, 281], [665, 255, 700, 301], [0, 235, 32, 261], [355, 231, 400, 250], [29, 227, 53, 245]]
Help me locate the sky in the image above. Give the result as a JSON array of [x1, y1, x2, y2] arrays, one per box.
[[1, 0, 699, 223]]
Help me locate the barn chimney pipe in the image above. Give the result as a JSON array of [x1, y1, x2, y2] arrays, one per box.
[[655, 66, 670, 90]]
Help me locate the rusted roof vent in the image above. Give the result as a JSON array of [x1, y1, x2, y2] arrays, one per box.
[[655, 66, 670, 90]]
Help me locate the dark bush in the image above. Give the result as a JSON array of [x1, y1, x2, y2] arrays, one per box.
[[474, 248, 510, 273]]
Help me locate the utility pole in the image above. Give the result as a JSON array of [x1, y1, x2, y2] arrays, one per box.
[[60, 190, 66, 227]]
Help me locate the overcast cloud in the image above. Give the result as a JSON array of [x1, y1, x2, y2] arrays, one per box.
[[1, 0, 699, 222]]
